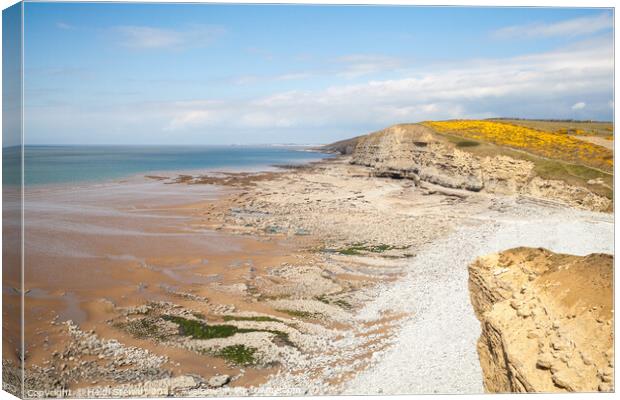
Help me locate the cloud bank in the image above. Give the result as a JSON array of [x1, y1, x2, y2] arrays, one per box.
[[161, 37, 613, 135], [494, 13, 613, 39], [113, 24, 225, 49]]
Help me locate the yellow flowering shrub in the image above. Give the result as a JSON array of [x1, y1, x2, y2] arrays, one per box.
[[423, 120, 613, 172], [555, 128, 586, 135]]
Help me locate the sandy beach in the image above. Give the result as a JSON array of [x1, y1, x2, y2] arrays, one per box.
[[4, 152, 612, 396]]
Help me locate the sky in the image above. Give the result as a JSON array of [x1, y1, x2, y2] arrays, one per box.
[[19, 3, 615, 145]]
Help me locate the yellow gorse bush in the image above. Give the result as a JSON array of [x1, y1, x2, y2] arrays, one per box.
[[555, 128, 586, 135], [423, 120, 613, 172]]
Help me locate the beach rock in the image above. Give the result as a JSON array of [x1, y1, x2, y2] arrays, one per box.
[[207, 374, 230, 388], [468, 248, 613, 393]]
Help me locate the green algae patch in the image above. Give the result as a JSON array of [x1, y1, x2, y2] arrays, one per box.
[[335, 243, 410, 255], [222, 315, 282, 323], [163, 315, 240, 339], [114, 317, 168, 340], [276, 309, 321, 319], [163, 315, 294, 348], [216, 345, 257, 365], [314, 295, 352, 310]]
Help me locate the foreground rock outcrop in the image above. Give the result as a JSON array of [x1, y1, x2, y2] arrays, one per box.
[[347, 124, 611, 211], [468, 247, 614, 393]]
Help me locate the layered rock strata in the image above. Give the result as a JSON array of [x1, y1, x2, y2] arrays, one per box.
[[349, 124, 611, 211]]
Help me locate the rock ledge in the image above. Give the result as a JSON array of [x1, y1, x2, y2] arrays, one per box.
[[468, 247, 614, 393]]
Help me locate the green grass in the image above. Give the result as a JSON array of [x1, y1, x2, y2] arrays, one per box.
[[216, 345, 257, 365], [455, 140, 480, 148], [489, 118, 613, 138], [532, 159, 613, 199]]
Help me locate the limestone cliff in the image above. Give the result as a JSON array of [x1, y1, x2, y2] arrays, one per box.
[[468, 248, 614, 393], [351, 124, 485, 191], [347, 124, 611, 211]]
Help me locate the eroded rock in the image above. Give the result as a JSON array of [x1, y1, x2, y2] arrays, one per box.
[[349, 124, 611, 212], [468, 248, 613, 393]]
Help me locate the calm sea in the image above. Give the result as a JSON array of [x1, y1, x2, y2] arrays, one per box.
[[3, 145, 328, 186]]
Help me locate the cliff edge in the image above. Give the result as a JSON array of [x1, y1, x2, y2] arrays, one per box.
[[341, 123, 611, 212], [468, 247, 614, 393]]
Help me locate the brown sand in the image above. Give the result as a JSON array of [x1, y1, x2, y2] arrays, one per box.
[[19, 177, 312, 389], [14, 159, 464, 394]]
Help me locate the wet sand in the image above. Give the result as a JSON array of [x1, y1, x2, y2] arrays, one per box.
[[17, 173, 315, 390]]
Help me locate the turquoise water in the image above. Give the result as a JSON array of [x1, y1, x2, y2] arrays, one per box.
[[3, 145, 328, 186]]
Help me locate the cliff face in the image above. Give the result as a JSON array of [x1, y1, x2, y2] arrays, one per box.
[[348, 124, 611, 212], [468, 248, 614, 393], [351, 124, 485, 191]]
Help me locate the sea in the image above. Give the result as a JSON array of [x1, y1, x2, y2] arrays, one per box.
[[2, 145, 329, 186]]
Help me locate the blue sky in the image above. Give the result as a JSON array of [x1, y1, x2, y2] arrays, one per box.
[[21, 3, 614, 144]]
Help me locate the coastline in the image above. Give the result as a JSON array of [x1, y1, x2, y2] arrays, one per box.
[[10, 153, 614, 396]]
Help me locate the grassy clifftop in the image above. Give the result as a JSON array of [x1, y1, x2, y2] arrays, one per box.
[[423, 120, 613, 173], [421, 119, 613, 200]]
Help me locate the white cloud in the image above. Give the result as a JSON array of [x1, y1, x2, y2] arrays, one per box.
[[233, 72, 313, 85], [25, 37, 613, 144], [276, 72, 313, 81], [571, 102, 586, 110], [336, 54, 401, 79], [113, 24, 224, 49], [162, 38, 612, 132], [494, 13, 612, 39], [56, 22, 74, 30]]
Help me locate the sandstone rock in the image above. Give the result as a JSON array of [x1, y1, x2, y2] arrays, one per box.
[[468, 248, 613, 393], [536, 356, 553, 370], [347, 123, 611, 212], [551, 371, 574, 391], [350, 124, 485, 191]]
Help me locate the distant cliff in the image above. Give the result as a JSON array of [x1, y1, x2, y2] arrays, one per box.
[[468, 248, 613, 393], [324, 123, 611, 212], [320, 135, 363, 155]]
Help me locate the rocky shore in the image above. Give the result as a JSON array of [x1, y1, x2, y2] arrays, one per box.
[[8, 123, 614, 397]]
